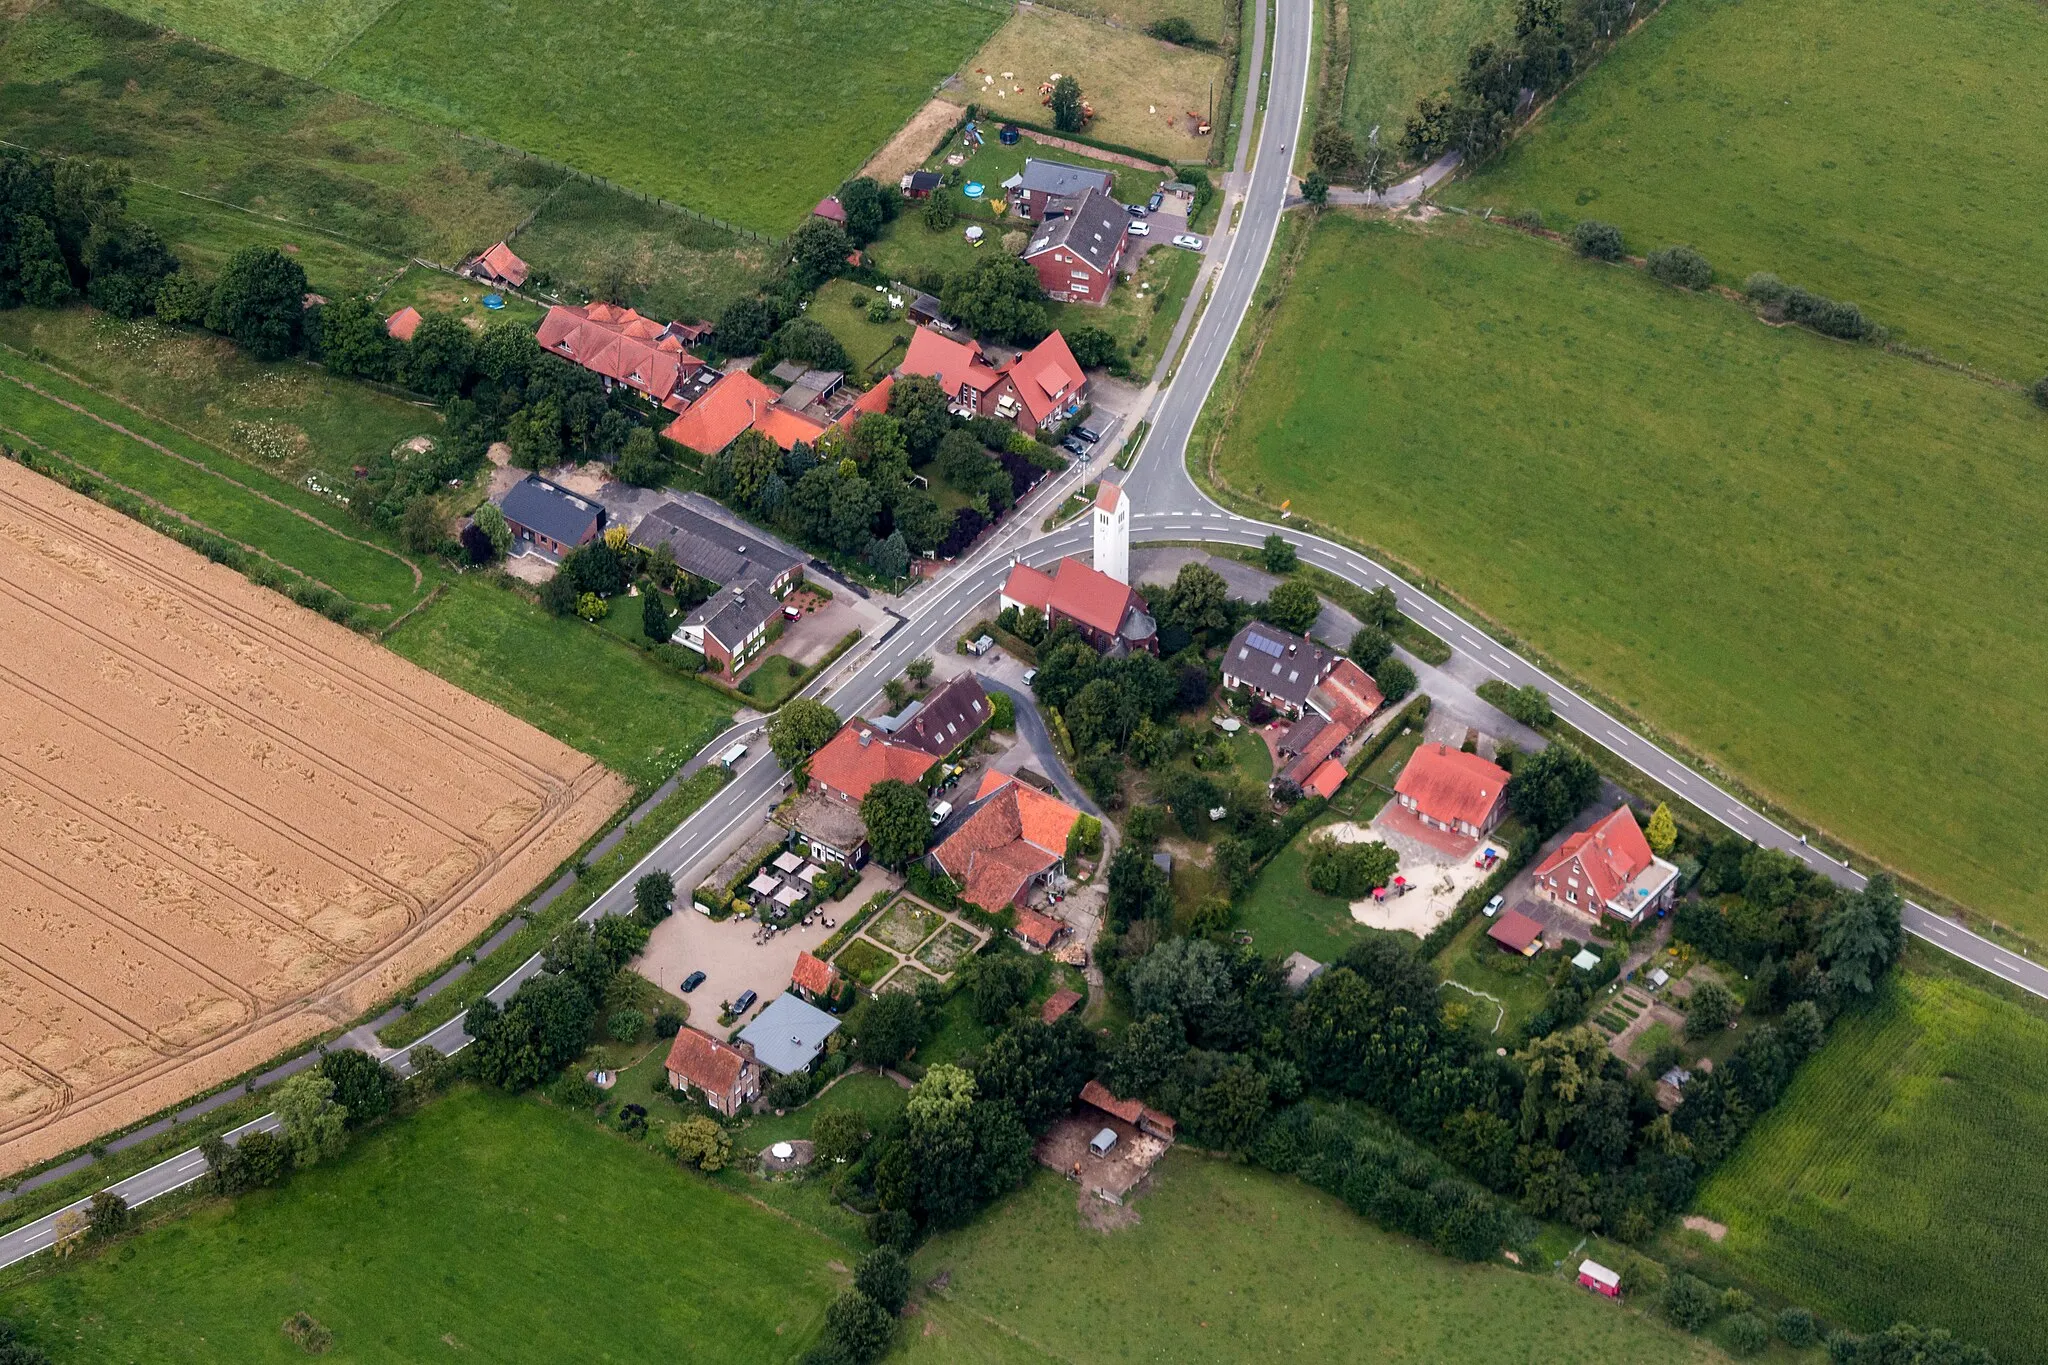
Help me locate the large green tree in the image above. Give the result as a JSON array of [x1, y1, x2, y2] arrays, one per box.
[[941, 252, 1047, 343], [272, 1071, 348, 1168], [204, 245, 307, 360], [769, 697, 840, 767], [1260, 579, 1321, 634], [465, 972, 595, 1091], [1505, 741, 1600, 836], [1049, 75, 1085, 133], [851, 990, 924, 1068], [314, 295, 399, 381], [861, 777, 930, 868], [886, 373, 950, 460], [403, 311, 476, 397]]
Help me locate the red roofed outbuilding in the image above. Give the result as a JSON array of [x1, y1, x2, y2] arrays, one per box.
[[813, 196, 847, 223], [1394, 743, 1510, 840], [384, 305, 422, 342], [790, 950, 839, 1003], [1486, 907, 1545, 956], [1040, 988, 1082, 1023], [470, 241, 529, 288], [1080, 1079, 1177, 1141]]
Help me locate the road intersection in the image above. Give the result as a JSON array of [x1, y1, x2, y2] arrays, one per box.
[[3, 0, 2038, 1276]]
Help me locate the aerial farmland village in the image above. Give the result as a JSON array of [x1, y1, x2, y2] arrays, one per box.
[[0, 0, 2041, 1359]]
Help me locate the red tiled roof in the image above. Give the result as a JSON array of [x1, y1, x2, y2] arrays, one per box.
[[1094, 481, 1122, 512], [1012, 904, 1067, 947], [663, 371, 778, 455], [1001, 556, 1140, 639], [808, 722, 941, 804], [1302, 759, 1347, 800], [1532, 806, 1656, 906], [1316, 658, 1383, 725], [478, 241, 529, 286], [834, 375, 894, 430], [753, 403, 828, 451], [1080, 1079, 1142, 1123], [385, 306, 422, 342], [935, 776, 1080, 913], [1487, 908, 1544, 953], [538, 303, 703, 404], [1002, 331, 1084, 427], [901, 326, 1002, 399], [1395, 743, 1509, 830], [813, 195, 847, 222], [1041, 988, 1082, 1023], [791, 950, 838, 996], [665, 1026, 749, 1095]]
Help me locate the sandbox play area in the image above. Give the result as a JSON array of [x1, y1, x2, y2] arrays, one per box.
[[0, 461, 626, 1175]]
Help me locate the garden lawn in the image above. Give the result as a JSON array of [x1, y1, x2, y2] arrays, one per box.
[[318, 0, 1008, 233], [1684, 966, 2048, 1362], [943, 7, 1229, 165], [0, 0, 561, 264], [0, 341, 427, 615], [1434, 915, 1556, 1038], [908, 1155, 1725, 1364], [1211, 213, 2048, 936], [1234, 815, 1383, 961], [0, 1088, 843, 1364], [507, 182, 773, 328], [372, 264, 547, 332], [1340, 0, 1516, 161], [809, 280, 913, 386], [384, 578, 733, 789], [737, 654, 807, 709], [1445, 0, 2048, 382]]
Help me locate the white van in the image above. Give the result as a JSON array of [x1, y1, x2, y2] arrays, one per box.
[[718, 742, 749, 768], [928, 800, 954, 827]]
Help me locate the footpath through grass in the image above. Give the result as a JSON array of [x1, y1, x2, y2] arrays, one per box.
[[319, 0, 1008, 233], [0, 1088, 842, 1363], [1446, 0, 2048, 382], [907, 1155, 1724, 1364], [1683, 963, 2048, 1361], [384, 577, 734, 789], [1211, 213, 2048, 937]]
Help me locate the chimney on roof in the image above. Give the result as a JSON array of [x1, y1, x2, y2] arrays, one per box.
[[859, 729, 872, 746]]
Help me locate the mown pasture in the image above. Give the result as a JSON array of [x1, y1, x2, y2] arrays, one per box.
[[1687, 965, 2048, 1361], [1446, 0, 2048, 382]]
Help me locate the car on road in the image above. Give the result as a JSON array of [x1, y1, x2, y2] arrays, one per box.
[[1128, 220, 1150, 237], [1075, 424, 1102, 444], [733, 989, 758, 1015], [1172, 233, 1204, 250], [680, 971, 706, 993], [1125, 202, 1147, 217], [929, 799, 953, 827], [1061, 435, 1089, 456]]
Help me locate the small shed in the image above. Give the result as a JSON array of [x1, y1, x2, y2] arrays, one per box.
[[1571, 948, 1603, 972], [1648, 967, 1671, 989], [1486, 908, 1544, 956], [1577, 1259, 1621, 1298], [1281, 952, 1326, 993], [1040, 988, 1082, 1024]]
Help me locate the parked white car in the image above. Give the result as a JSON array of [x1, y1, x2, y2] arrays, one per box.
[[1128, 219, 1151, 237], [1172, 233, 1204, 250]]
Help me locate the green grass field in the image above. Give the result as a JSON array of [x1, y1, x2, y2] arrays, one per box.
[[125, 184, 408, 299], [507, 182, 773, 328], [907, 1155, 1725, 1363], [1686, 967, 2048, 1360], [311, 0, 1007, 233], [1210, 213, 2048, 936], [0, 1088, 843, 1363], [384, 578, 733, 788], [372, 264, 547, 332], [0, 0, 561, 265], [1445, 0, 2048, 382], [1340, 0, 1515, 159], [0, 337, 430, 614]]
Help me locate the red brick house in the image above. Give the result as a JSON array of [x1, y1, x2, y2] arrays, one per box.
[[1021, 189, 1127, 306], [1275, 657, 1384, 793], [664, 1026, 760, 1117], [930, 771, 1083, 915], [497, 475, 604, 557], [899, 327, 1006, 417], [676, 578, 776, 679], [1000, 556, 1156, 655], [536, 302, 709, 410], [1006, 159, 1116, 222], [1530, 806, 1681, 924], [1393, 743, 1510, 841], [897, 328, 1090, 433]]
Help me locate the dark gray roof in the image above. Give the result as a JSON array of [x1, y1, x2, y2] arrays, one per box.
[[906, 171, 941, 192], [892, 675, 990, 757], [1018, 158, 1115, 198], [770, 360, 811, 384], [683, 577, 775, 651], [1025, 189, 1128, 276], [498, 476, 603, 546], [1225, 620, 1336, 710], [630, 501, 803, 587], [738, 993, 842, 1075]]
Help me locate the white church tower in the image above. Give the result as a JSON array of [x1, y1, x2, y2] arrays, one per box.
[[1091, 480, 1130, 584]]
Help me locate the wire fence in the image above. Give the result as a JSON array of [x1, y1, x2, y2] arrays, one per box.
[[456, 133, 784, 247]]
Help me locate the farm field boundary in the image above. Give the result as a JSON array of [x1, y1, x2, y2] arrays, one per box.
[[0, 461, 625, 1178]]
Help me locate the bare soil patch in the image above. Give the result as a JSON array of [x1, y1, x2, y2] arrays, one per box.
[[0, 461, 625, 1175], [859, 97, 963, 186], [1683, 1214, 1728, 1242]]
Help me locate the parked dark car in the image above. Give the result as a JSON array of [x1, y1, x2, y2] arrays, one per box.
[[1061, 435, 1089, 456], [680, 970, 706, 993], [1075, 424, 1102, 444], [1147, 192, 1164, 212], [733, 988, 758, 1015]]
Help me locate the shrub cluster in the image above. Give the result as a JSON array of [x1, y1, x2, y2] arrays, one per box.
[[1743, 273, 1880, 341], [1646, 244, 1714, 289], [1570, 220, 1626, 261]]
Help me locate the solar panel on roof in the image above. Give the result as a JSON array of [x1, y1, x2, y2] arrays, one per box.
[[1244, 632, 1285, 657]]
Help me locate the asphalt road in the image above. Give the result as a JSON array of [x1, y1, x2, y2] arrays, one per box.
[[4, 0, 2037, 1275]]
